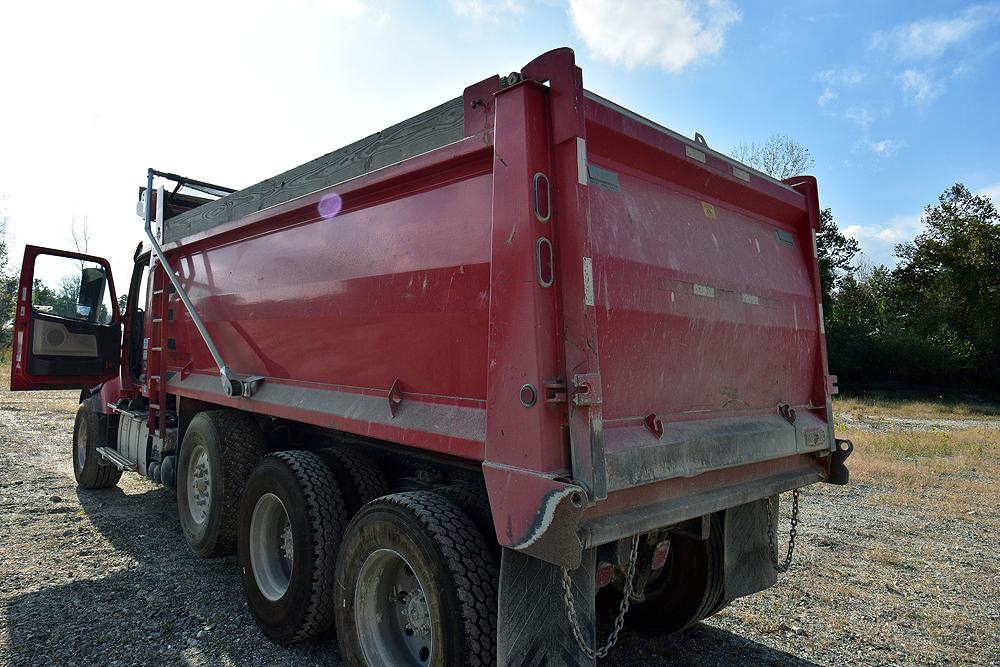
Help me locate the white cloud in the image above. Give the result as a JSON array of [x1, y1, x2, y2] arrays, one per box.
[[844, 106, 875, 128], [449, 0, 523, 19], [817, 89, 838, 106], [978, 182, 1000, 204], [817, 68, 866, 86], [845, 214, 923, 244], [871, 4, 1000, 60], [844, 213, 925, 264], [567, 0, 742, 73], [863, 138, 903, 158], [899, 68, 941, 104]]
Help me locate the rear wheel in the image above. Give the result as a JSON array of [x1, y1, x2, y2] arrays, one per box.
[[72, 402, 122, 490], [238, 450, 348, 643], [177, 410, 266, 557], [621, 515, 725, 635], [335, 492, 498, 667]]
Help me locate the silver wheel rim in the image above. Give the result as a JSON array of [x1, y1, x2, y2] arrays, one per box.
[[356, 549, 434, 666], [249, 493, 294, 602], [186, 443, 211, 525], [75, 420, 87, 470]]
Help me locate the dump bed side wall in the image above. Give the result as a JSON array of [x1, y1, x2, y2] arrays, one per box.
[[161, 141, 496, 459]]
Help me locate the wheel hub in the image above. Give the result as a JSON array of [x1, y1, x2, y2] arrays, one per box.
[[356, 549, 434, 665], [75, 421, 88, 470], [403, 589, 431, 637], [186, 445, 212, 524], [249, 492, 294, 602]]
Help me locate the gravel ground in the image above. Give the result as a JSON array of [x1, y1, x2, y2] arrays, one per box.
[[1, 383, 998, 666]]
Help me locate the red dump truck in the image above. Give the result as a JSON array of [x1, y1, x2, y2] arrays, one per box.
[[10, 48, 850, 665]]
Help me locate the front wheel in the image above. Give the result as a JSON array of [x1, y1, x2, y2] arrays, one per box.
[[334, 492, 498, 667], [72, 402, 121, 490]]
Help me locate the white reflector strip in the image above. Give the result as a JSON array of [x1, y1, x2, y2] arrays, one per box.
[[685, 145, 706, 163], [693, 284, 715, 298], [582, 256, 595, 306], [577, 137, 588, 186]]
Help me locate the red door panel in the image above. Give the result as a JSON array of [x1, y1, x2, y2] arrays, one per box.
[[9, 245, 122, 391]]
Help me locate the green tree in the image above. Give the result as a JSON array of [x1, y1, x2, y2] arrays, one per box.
[[816, 207, 860, 316], [892, 183, 999, 385]]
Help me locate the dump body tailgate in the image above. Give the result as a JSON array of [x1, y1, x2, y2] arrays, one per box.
[[579, 92, 834, 496]]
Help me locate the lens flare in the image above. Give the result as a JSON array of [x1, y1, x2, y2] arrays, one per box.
[[318, 192, 343, 219]]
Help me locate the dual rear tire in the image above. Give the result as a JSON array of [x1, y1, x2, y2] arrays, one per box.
[[613, 514, 727, 635], [177, 411, 267, 557], [333, 492, 498, 666], [236, 452, 499, 666]]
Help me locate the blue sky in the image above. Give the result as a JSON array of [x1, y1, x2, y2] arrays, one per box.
[[2, 0, 998, 284]]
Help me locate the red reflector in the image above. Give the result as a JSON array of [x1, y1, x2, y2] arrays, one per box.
[[651, 540, 670, 570], [596, 561, 615, 589]]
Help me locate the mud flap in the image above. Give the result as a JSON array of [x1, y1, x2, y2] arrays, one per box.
[[497, 547, 596, 667], [723, 498, 778, 599]]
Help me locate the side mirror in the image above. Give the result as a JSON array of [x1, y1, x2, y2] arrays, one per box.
[[78, 267, 108, 321]]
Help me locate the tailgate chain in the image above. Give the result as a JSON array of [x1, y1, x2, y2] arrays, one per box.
[[561, 534, 639, 659], [766, 488, 800, 573]]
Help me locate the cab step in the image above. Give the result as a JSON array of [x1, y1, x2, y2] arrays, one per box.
[[97, 447, 135, 471]]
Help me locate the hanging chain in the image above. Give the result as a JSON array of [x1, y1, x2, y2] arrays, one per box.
[[561, 534, 640, 660], [766, 488, 800, 573]]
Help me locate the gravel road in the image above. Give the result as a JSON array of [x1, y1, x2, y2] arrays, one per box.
[[2, 384, 998, 666]]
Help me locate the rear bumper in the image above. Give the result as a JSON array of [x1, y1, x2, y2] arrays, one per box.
[[485, 450, 830, 569]]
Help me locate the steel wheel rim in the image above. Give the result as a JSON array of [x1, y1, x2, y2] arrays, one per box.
[[355, 548, 434, 666], [249, 492, 294, 602], [186, 443, 211, 525], [75, 419, 87, 470]]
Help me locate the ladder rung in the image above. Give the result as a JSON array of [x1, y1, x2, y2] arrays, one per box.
[[151, 347, 163, 352], [152, 318, 164, 323], [149, 375, 161, 380], [153, 289, 165, 295], [149, 403, 161, 410]]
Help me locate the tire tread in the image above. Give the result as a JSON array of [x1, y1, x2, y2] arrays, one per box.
[[270, 450, 348, 642]]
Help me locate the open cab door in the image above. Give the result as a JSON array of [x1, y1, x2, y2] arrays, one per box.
[[10, 245, 122, 391]]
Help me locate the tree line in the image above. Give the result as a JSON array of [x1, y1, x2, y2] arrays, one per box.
[[823, 183, 998, 390]]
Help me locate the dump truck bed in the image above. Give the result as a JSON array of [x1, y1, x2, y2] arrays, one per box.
[[157, 49, 835, 565]]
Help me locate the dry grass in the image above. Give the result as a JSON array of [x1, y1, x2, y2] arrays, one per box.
[[847, 425, 1000, 522], [834, 394, 1000, 420]]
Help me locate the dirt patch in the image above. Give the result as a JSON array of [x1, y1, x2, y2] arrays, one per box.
[[1, 372, 998, 666]]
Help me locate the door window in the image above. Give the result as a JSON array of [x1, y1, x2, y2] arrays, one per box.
[[32, 254, 117, 325]]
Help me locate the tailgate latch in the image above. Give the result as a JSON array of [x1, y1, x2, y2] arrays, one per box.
[[571, 373, 602, 407]]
